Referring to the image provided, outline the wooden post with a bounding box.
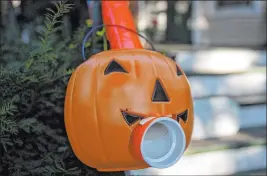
[1,1,9,26]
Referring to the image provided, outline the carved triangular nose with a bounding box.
[152,79,170,102]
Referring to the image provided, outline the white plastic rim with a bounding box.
[140,117,186,168]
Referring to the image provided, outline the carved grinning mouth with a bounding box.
[121,110,143,126]
[121,109,189,126]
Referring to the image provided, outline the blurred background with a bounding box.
[0,0,266,176]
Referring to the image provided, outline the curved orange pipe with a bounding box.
[101,1,143,50]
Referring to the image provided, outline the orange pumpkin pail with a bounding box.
[64,0,194,172]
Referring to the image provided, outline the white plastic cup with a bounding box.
[130,117,186,168]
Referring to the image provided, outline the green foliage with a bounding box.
[0,1,121,176]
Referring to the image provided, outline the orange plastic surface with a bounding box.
[129,117,156,161]
[101,1,143,49]
[64,49,194,171]
[65,0,193,172]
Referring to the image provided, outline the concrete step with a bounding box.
[254,50,267,67]
[125,127,266,175]
[233,169,266,176]
[192,97,240,140]
[172,49,266,74]
[239,104,266,129]
[192,97,266,140]
[187,126,266,155]
[188,70,266,105]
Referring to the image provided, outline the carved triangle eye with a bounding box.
[152,79,170,102]
[121,111,142,126]
[176,110,188,123]
[176,65,183,76]
[104,60,128,75]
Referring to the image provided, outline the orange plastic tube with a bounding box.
[101,1,143,50]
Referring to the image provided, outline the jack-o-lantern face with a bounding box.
[64,49,194,172]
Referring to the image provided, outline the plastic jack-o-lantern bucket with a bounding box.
[64,0,194,172]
